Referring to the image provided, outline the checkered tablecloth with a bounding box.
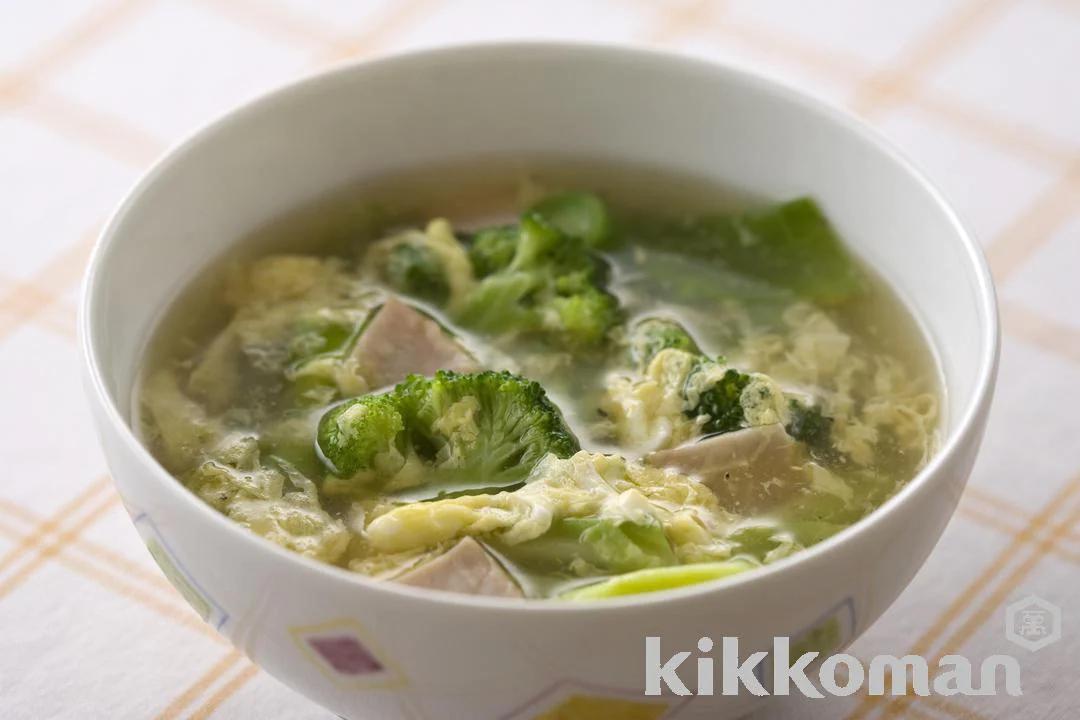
[2,1,1078,718]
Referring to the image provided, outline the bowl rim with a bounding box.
[80,40,1000,613]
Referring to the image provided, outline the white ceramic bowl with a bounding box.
[81,43,998,719]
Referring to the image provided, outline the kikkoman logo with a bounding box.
[644,637,1023,698]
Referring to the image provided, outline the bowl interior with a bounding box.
[86,42,995,526]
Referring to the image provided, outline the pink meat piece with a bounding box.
[395,537,523,598]
[648,423,804,512]
[352,297,477,388]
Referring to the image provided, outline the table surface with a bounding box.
[2,1,1078,718]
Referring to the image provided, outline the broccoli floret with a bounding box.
[384,241,449,304]
[367,221,476,311]
[686,363,752,435]
[528,191,613,248]
[547,287,620,348]
[455,270,539,334]
[467,225,519,278]
[458,211,621,348]
[620,322,788,438]
[365,193,621,348]
[395,370,579,496]
[786,399,835,457]
[628,317,701,369]
[317,393,405,478]
[510,213,578,272]
[315,371,579,499]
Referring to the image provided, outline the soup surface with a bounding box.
[138,160,941,600]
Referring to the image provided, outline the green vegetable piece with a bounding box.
[725,525,789,562]
[393,370,580,498]
[620,248,797,313]
[786,399,835,457]
[468,225,519,278]
[286,314,358,365]
[511,213,571,271]
[384,241,449,304]
[561,560,755,600]
[736,198,862,304]
[547,287,620,349]
[314,370,580,498]
[456,217,558,333]
[786,519,846,547]
[498,517,675,575]
[456,271,539,334]
[260,416,324,478]
[316,394,405,478]
[456,211,620,348]
[688,365,751,434]
[628,317,701,368]
[629,198,864,305]
[528,192,612,248]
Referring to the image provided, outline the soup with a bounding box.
[138,160,940,600]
